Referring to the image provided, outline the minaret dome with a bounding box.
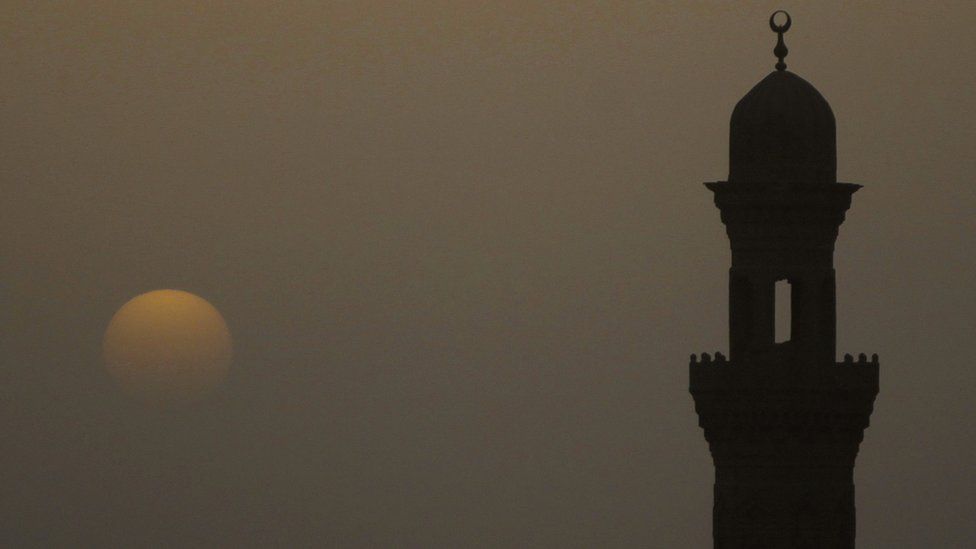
[728,11,836,186]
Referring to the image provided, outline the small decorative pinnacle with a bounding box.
[769,10,792,71]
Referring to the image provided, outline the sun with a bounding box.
[103,289,232,405]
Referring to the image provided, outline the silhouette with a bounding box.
[690,12,879,548]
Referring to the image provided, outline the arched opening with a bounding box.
[775,279,791,343]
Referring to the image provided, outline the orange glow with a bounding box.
[103,289,232,405]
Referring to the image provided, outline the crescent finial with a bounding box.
[769,11,792,71]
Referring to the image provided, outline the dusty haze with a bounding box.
[2,2,975,546]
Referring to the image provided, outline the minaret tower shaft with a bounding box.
[689,12,879,548]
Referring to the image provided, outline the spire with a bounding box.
[769,10,791,71]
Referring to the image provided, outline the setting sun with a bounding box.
[103,289,232,405]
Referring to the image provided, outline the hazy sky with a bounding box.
[3,2,975,547]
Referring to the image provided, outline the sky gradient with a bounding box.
[3,2,975,546]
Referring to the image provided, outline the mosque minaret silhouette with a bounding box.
[689,12,879,548]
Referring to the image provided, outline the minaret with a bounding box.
[689,12,879,548]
